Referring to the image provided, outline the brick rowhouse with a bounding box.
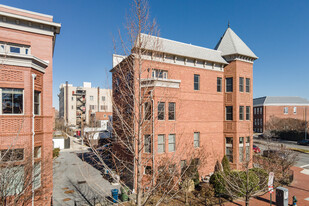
[0,4,61,205]
[111,26,257,188]
[253,96,309,133]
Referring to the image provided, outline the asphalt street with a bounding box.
[53,137,118,206]
[253,138,309,169]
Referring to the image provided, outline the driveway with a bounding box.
[53,137,118,205]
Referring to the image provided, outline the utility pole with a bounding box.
[305,107,307,140]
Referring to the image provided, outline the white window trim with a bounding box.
[225,77,233,93]
[158,134,165,153]
[194,132,200,148]
[168,134,176,152]
[34,91,41,116]
[284,107,288,114]
[0,88,25,115]
[0,43,31,55]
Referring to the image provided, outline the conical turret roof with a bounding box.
[215,27,257,59]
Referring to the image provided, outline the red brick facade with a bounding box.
[0,5,60,205]
[112,29,257,188]
[253,104,309,133]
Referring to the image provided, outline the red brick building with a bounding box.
[253,96,309,133]
[0,5,60,205]
[112,27,257,187]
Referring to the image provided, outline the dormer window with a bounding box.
[152,69,168,79]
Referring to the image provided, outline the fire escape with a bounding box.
[73,88,86,128]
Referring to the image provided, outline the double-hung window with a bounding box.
[158,102,165,120]
[225,137,233,162]
[239,106,244,120]
[158,135,165,153]
[293,107,297,114]
[246,137,250,160]
[194,132,200,148]
[226,106,233,120]
[246,106,250,120]
[1,88,23,114]
[239,137,244,162]
[246,78,250,93]
[217,77,222,92]
[0,149,24,162]
[168,134,176,152]
[34,91,40,115]
[226,78,233,92]
[168,102,175,120]
[284,107,288,114]
[194,74,200,90]
[239,77,244,92]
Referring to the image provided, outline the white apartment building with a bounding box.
[59,82,112,126]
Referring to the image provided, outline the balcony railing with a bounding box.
[141,78,181,89]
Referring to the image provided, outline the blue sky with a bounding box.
[1,0,309,109]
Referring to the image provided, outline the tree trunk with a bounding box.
[136,29,143,206]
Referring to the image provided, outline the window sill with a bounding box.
[0,113,25,116]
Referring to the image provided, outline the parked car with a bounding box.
[253,145,261,153]
[297,139,309,146]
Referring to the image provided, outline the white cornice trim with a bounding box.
[0,52,48,73]
[0,4,53,18]
[0,21,54,36]
[140,54,225,72]
[0,11,60,27]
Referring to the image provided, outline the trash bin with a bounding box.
[276,187,288,206]
[111,189,119,203]
[120,187,129,201]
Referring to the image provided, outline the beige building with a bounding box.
[59,82,112,127]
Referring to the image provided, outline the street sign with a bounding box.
[268,172,274,195]
[268,172,274,186]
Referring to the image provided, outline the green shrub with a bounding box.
[53,148,60,158]
[210,168,268,197]
[209,172,225,195]
[221,155,231,174]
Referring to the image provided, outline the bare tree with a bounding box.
[254,144,298,186]
[72,1,216,205]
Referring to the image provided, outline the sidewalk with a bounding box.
[226,166,309,206]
